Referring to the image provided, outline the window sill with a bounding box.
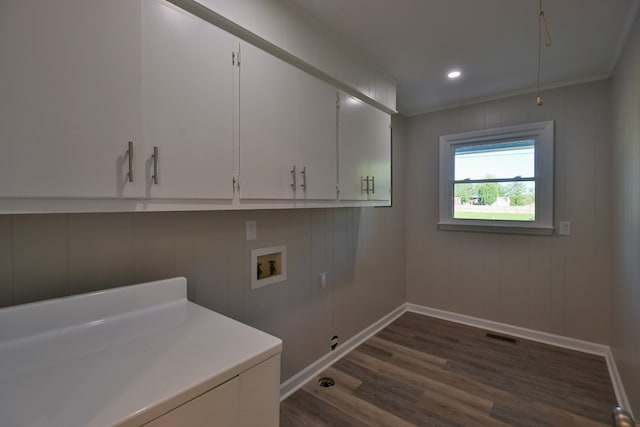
[437,222,554,236]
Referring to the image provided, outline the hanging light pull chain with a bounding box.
[539,5,552,47]
[537,0,552,106]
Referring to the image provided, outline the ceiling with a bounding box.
[283,0,640,115]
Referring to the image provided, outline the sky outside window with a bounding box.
[454,140,535,181]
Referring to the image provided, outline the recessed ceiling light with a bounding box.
[447,70,462,79]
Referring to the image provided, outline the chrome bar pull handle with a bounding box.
[300,166,306,191]
[363,176,370,194]
[152,146,159,185]
[126,141,133,183]
[370,176,375,194]
[290,166,297,190]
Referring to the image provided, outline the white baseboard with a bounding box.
[406,304,608,355]
[406,303,632,415]
[605,346,634,419]
[279,303,406,401]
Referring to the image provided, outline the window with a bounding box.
[438,121,554,235]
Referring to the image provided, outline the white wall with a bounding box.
[611,10,640,414]
[404,80,613,344]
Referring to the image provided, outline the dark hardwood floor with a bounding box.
[280,312,617,427]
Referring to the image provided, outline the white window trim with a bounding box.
[438,120,554,236]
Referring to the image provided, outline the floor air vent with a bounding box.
[485,332,518,344]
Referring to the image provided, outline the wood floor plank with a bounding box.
[280,313,617,426]
[444,358,614,424]
[280,389,367,427]
[393,313,608,380]
[365,335,448,368]
[378,318,617,424]
[363,335,581,423]
[301,367,417,427]
[346,349,515,427]
[334,358,424,403]
[347,348,494,413]
[490,399,572,427]
[352,380,456,427]
[397,313,612,387]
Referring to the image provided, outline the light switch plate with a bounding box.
[558,221,571,236]
[246,221,257,240]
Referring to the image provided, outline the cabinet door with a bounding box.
[0,0,142,198]
[296,73,338,200]
[239,42,297,200]
[142,0,235,199]
[338,95,370,201]
[366,108,391,201]
[238,355,280,427]
[144,376,239,427]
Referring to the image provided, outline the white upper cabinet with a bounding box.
[365,106,392,201]
[0,0,143,198]
[239,42,337,200]
[338,96,370,201]
[142,0,236,199]
[0,0,391,212]
[296,71,339,200]
[338,94,391,202]
[239,42,297,200]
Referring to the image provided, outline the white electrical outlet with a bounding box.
[559,221,571,236]
[245,221,257,240]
